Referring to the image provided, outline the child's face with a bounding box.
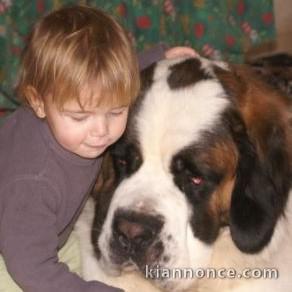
[35,90,129,159]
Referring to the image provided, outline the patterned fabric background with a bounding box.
[0,0,275,115]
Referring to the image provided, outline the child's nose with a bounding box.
[91,116,109,137]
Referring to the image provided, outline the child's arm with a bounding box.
[137,43,197,70]
[0,180,122,292]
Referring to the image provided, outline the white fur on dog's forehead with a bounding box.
[136,57,230,164]
[97,57,231,279]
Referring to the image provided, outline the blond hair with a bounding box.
[17,5,140,109]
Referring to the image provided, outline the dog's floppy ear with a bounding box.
[92,149,117,225]
[91,150,117,256]
[217,65,292,253]
[92,150,116,200]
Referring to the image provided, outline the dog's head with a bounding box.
[92,57,292,291]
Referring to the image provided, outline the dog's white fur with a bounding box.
[75,57,292,292]
[76,195,292,292]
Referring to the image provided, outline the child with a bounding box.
[0,5,196,292]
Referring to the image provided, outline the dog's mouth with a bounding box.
[111,240,164,271]
[108,234,165,272]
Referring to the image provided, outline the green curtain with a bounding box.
[0,0,275,114]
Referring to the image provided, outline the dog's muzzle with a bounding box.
[109,209,165,267]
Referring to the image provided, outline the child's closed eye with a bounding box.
[109,110,123,116]
[108,107,128,116]
[69,114,90,122]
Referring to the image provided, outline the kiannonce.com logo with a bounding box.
[145,265,279,280]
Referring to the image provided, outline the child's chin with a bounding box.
[79,148,106,159]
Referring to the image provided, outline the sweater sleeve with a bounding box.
[0,179,122,292]
[137,43,168,70]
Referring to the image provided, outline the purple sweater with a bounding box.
[0,45,165,292]
[0,107,122,291]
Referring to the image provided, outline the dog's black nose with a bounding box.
[113,211,164,255]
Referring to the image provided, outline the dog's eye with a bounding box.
[190,176,203,186]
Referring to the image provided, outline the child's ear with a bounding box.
[25,86,46,118]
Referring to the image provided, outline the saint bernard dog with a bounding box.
[75,56,292,292]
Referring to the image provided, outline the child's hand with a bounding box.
[165,46,198,59]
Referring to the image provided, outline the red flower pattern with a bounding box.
[117,3,127,17]
[225,35,236,47]
[262,12,273,25]
[237,0,246,16]
[241,21,252,34]
[36,0,45,13]
[164,0,175,16]
[136,15,152,29]
[194,23,205,38]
